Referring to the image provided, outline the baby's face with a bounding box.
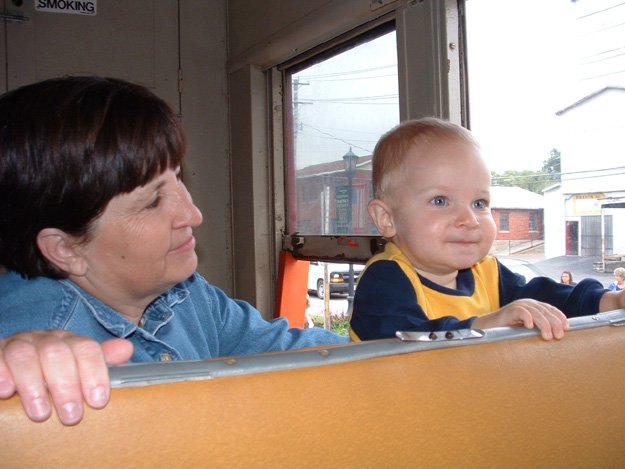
[388,139,496,283]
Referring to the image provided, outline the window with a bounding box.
[500,212,509,232]
[529,212,539,232]
[287,28,399,236]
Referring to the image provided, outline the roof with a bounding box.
[555,86,625,116]
[490,186,544,209]
[296,155,372,178]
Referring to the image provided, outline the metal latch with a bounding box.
[1,10,29,24]
[370,0,398,12]
[396,328,485,342]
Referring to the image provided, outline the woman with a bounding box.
[609,267,625,291]
[560,271,576,286]
[0,77,347,425]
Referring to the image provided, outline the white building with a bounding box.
[545,87,625,259]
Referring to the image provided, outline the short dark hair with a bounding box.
[0,76,187,278]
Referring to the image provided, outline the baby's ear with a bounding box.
[36,228,88,277]
[368,199,396,238]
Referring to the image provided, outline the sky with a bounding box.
[292,31,398,169]
[292,0,625,173]
[466,0,625,173]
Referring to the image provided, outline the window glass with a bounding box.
[529,212,539,232]
[466,0,625,273]
[287,30,399,235]
[499,212,509,232]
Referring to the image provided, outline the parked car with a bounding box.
[307,261,365,299]
[497,257,549,282]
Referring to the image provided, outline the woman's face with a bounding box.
[561,273,570,283]
[71,168,203,314]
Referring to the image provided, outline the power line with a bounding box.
[305,73,398,83]
[577,2,625,20]
[299,123,373,154]
[577,19,625,38]
[299,124,387,137]
[492,166,625,184]
[303,100,398,105]
[579,48,625,65]
[581,68,625,81]
[300,93,398,105]
[296,64,396,80]
[297,129,380,145]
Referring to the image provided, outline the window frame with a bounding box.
[276,0,467,263]
[500,212,510,233]
[529,211,539,233]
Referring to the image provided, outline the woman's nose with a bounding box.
[173,184,203,228]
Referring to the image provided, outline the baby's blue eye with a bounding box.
[473,199,488,209]
[430,196,448,206]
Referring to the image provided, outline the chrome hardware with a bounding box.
[396,328,485,342]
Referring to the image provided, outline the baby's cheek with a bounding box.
[484,216,498,240]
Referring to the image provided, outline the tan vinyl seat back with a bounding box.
[2,310,625,468]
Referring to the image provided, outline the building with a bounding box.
[294,153,373,235]
[545,87,625,260]
[490,186,544,255]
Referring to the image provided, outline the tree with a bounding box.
[541,148,561,183]
[491,148,562,194]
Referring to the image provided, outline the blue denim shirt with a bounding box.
[0,271,348,362]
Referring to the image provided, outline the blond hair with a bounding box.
[372,117,480,203]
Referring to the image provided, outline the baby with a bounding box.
[350,117,622,341]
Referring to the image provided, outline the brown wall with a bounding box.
[493,209,544,241]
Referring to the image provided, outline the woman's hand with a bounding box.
[0,330,133,425]
[473,299,569,340]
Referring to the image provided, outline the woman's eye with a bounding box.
[430,196,448,206]
[146,195,161,209]
[473,199,488,209]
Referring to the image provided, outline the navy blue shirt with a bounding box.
[351,254,606,341]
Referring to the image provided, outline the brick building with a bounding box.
[490,186,544,254]
[294,156,374,235]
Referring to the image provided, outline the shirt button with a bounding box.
[160,353,173,361]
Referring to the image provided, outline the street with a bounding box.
[306,294,351,319]
[511,252,616,288]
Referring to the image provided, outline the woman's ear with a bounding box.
[36,228,88,276]
[368,199,396,239]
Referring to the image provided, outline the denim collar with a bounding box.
[58,279,190,338]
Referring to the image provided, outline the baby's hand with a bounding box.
[599,288,625,313]
[472,299,569,340]
[617,289,625,310]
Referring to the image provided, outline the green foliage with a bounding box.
[542,148,562,180]
[308,314,350,336]
[491,148,561,194]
